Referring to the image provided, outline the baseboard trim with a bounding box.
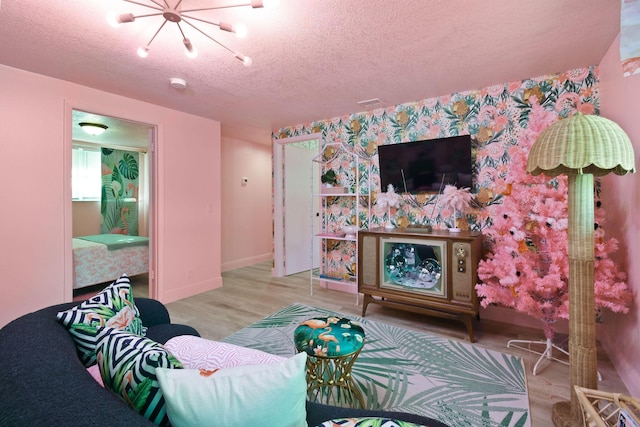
[160,276,222,304]
[222,253,272,272]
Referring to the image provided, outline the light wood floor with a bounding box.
[156,262,628,427]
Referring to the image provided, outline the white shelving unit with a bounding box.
[310,142,371,301]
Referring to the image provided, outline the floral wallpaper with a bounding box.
[100,148,140,236]
[274,66,598,280]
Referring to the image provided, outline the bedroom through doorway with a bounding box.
[70,110,155,301]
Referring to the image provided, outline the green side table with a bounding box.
[294,316,365,408]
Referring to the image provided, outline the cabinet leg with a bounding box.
[361,294,371,317]
[462,315,475,343]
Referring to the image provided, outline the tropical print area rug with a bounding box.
[223,303,530,427]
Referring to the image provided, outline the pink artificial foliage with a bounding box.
[439,185,473,213]
[475,100,632,339]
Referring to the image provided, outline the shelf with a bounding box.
[311,140,371,304]
[313,192,357,197]
[312,270,357,285]
[315,233,357,241]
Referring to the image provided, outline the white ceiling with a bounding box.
[0,0,621,145]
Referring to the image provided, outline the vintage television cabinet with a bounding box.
[358,227,482,342]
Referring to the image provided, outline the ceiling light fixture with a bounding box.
[107,0,279,66]
[79,122,109,136]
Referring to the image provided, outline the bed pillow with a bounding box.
[156,352,307,427]
[164,335,285,370]
[96,327,183,426]
[56,274,146,367]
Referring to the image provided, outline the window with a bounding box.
[72,147,101,200]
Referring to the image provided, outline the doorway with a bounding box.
[273,134,322,278]
[70,109,155,299]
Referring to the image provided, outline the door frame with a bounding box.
[272,132,322,277]
[63,102,158,301]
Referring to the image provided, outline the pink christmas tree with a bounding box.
[475,101,632,344]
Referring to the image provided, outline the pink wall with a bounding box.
[0,64,223,327]
[221,136,273,271]
[597,35,640,396]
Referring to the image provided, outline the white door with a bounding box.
[284,144,319,275]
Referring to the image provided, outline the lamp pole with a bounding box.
[567,173,598,417]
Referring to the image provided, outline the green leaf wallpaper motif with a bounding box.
[100,149,140,236]
[223,303,530,427]
[118,153,139,180]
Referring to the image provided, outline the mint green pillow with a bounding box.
[156,352,307,427]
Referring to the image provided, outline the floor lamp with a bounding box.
[526,113,635,426]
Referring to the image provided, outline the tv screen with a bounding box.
[377,135,473,194]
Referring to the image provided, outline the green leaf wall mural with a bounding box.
[100,148,140,236]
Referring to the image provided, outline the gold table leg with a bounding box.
[304,348,365,408]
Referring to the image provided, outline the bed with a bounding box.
[72,234,149,289]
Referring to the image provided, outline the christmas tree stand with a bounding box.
[507,338,602,380]
[507,338,569,375]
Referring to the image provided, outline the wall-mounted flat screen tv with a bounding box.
[377,135,473,194]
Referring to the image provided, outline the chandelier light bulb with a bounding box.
[235,53,252,67]
[233,24,248,38]
[106,12,122,28]
[137,46,150,58]
[183,38,198,58]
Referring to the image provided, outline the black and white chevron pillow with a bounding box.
[96,327,183,426]
[56,274,146,367]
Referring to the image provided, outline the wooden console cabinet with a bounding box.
[358,227,482,342]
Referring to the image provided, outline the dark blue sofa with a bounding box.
[0,298,448,426]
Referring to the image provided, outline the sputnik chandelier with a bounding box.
[107,0,279,66]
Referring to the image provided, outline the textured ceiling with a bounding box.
[0,0,621,145]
